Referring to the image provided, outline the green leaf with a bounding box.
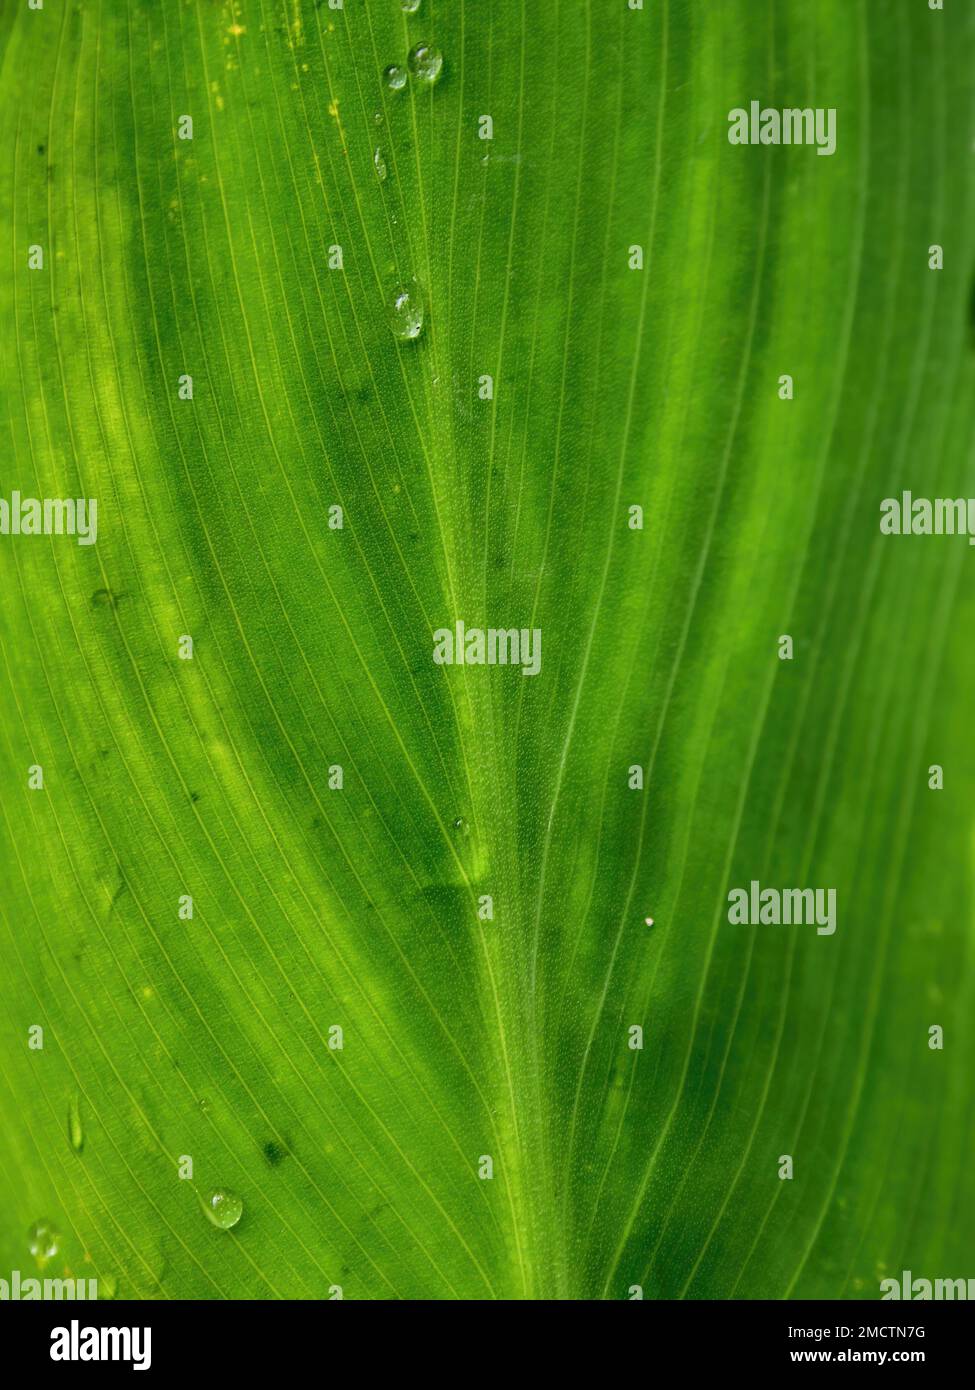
[1,0,974,1301]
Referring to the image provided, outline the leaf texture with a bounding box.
[0,0,974,1300]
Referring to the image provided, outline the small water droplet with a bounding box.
[452,816,466,830]
[407,42,443,86]
[401,0,421,12]
[644,916,654,927]
[385,278,425,341]
[373,109,383,124]
[68,1094,84,1152]
[373,147,388,181]
[204,1188,243,1230]
[28,1219,60,1260]
[383,63,407,92]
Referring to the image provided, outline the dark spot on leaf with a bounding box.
[91,588,120,609]
[263,1140,287,1167]
[190,791,201,803]
[37,144,45,155]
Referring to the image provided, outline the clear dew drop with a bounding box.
[373,147,388,181]
[452,816,473,849]
[68,1094,84,1152]
[385,278,425,341]
[383,63,407,92]
[407,42,443,86]
[401,0,421,12]
[28,1219,60,1260]
[204,1188,243,1230]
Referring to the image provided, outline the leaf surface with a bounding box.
[1,0,973,1300]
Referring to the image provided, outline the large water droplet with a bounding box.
[407,43,443,86]
[383,64,407,92]
[373,147,388,181]
[204,1188,243,1230]
[401,0,421,12]
[386,278,425,341]
[28,1219,60,1260]
[68,1095,84,1152]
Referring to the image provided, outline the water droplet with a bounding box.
[385,278,425,341]
[383,63,407,92]
[68,1094,84,1152]
[401,0,421,12]
[204,1188,243,1230]
[373,109,383,124]
[28,1220,60,1260]
[644,916,654,927]
[407,43,443,86]
[373,147,388,181]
